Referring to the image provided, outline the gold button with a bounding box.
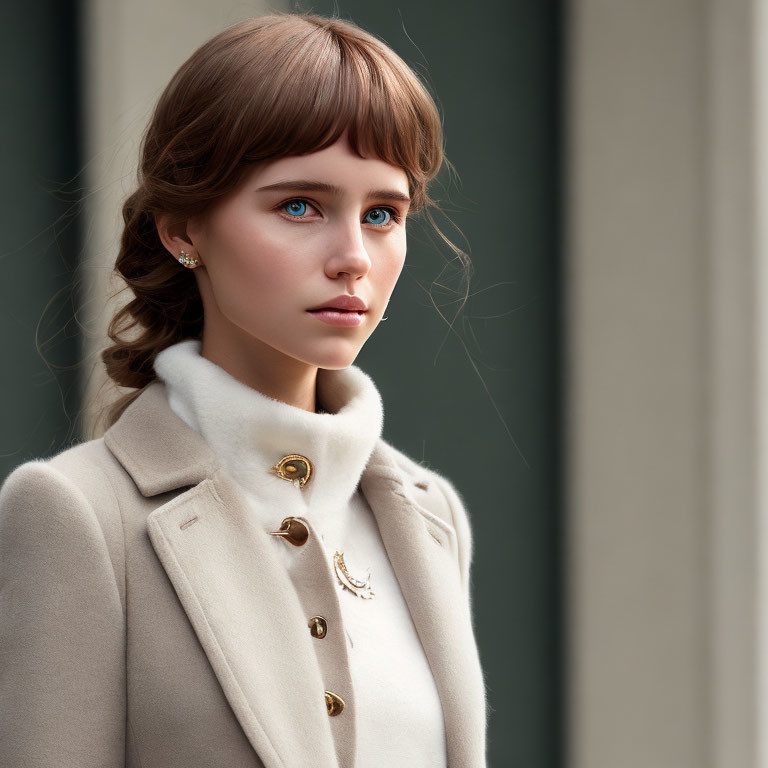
[270,454,313,488]
[308,616,328,639]
[324,690,344,716]
[267,517,309,546]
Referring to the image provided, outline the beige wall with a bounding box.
[566,0,762,766]
[79,0,281,436]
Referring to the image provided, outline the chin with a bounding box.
[298,346,360,370]
[311,355,358,371]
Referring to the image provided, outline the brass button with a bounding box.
[267,517,309,546]
[308,616,328,639]
[324,690,344,716]
[270,454,313,488]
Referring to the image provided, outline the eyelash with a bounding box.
[277,198,403,228]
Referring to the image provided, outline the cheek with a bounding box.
[204,216,300,310]
[374,235,407,290]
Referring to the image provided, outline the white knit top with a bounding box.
[153,339,447,767]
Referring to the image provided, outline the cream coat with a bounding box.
[0,380,488,767]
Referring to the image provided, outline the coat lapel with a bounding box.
[360,441,488,768]
[144,473,340,768]
[106,383,338,768]
[104,381,486,768]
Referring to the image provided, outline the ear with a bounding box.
[154,212,203,266]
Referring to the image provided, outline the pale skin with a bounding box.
[155,133,410,413]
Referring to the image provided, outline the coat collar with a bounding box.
[153,340,385,516]
[104,380,487,768]
[104,381,218,495]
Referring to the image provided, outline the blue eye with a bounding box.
[284,200,308,217]
[364,208,392,226]
[279,198,401,227]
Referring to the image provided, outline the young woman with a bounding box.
[0,12,487,768]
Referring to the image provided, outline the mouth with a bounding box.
[306,308,367,327]
[306,308,367,314]
[307,294,369,312]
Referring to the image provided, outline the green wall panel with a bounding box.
[0,1,83,483]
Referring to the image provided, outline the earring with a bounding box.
[178,249,200,269]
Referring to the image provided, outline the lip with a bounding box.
[307,294,368,312]
[307,308,366,327]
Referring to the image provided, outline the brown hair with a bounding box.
[99,11,468,431]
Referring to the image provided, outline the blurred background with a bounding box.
[4,1,762,766]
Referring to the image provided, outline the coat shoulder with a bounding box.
[377,440,472,547]
[377,438,475,597]
[386,441,467,499]
[2,438,127,523]
[0,444,127,763]
[1,437,119,505]
[0,438,130,606]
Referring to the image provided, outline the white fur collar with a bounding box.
[153,340,384,518]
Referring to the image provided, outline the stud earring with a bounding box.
[178,249,200,269]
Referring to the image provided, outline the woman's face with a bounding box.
[185,134,410,372]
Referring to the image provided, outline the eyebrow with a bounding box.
[256,179,411,204]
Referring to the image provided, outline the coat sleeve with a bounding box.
[0,460,126,766]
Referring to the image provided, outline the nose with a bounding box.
[324,217,372,281]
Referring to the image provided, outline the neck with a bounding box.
[200,326,319,413]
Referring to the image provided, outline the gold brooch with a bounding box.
[270,454,313,488]
[333,551,375,599]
